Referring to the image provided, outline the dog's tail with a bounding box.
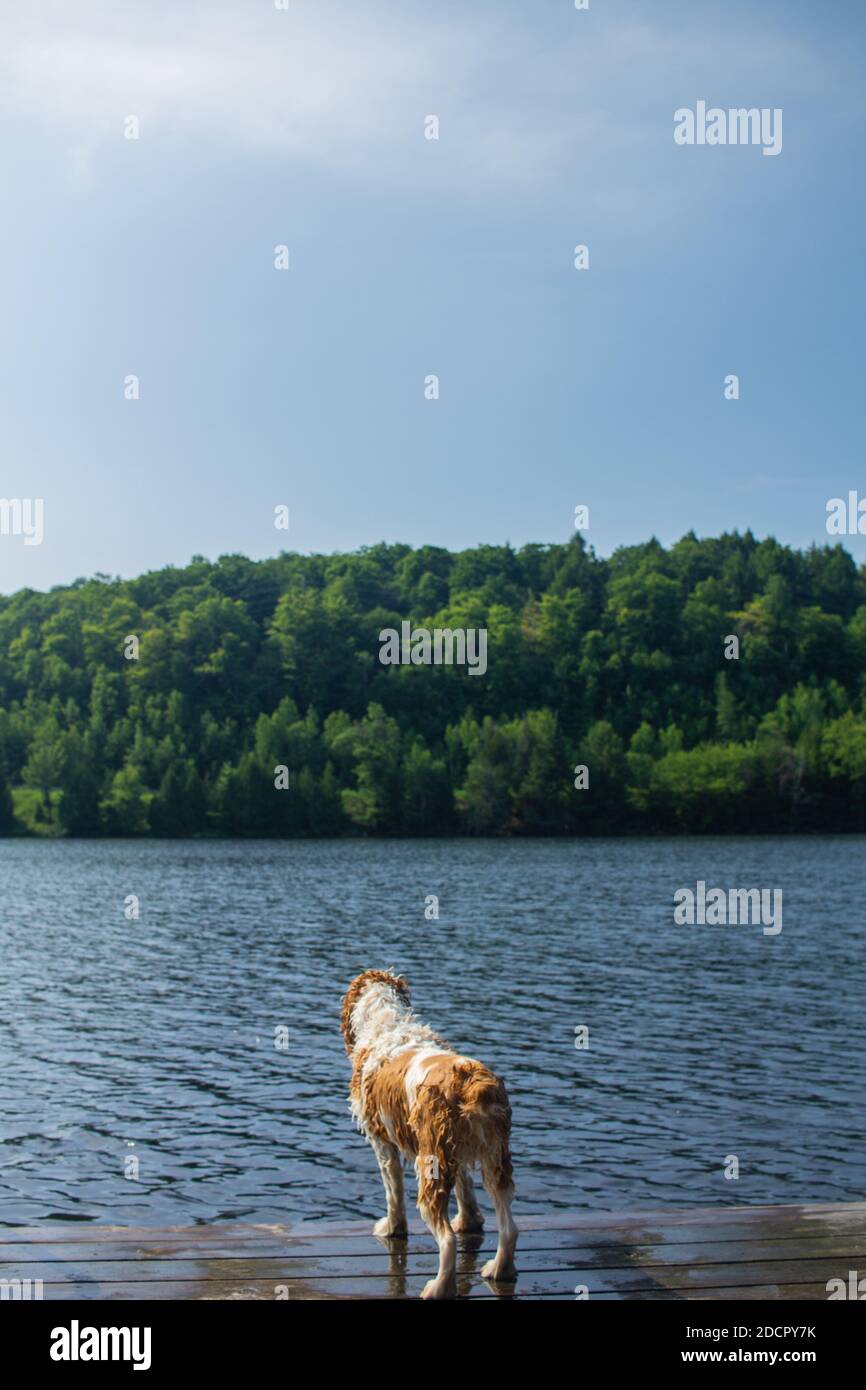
[455,1061,514,1187]
[456,1060,510,1114]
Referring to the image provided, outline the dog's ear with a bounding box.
[340,976,362,1055]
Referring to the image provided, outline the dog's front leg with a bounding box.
[371,1139,408,1238]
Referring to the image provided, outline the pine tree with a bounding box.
[0,765,15,834]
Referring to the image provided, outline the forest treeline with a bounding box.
[0,530,865,837]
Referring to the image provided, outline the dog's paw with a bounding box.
[373,1216,407,1239]
[451,1212,484,1234]
[481,1257,517,1283]
[420,1277,456,1300]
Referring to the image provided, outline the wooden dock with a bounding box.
[1,1202,864,1300]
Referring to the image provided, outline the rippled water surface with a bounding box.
[0,836,863,1227]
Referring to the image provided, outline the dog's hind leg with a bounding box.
[417,1156,457,1300]
[371,1139,408,1238]
[451,1165,484,1234]
[479,1149,518,1283]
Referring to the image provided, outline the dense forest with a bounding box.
[0,531,865,837]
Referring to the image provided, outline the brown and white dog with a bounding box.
[341,969,517,1300]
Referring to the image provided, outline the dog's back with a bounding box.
[353,1045,513,1179]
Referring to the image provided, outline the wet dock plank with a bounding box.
[1,1201,863,1300]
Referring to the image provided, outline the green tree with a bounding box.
[0,764,15,833]
[341,704,403,832]
[456,718,513,834]
[22,717,65,818]
[0,530,864,839]
[100,763,151,835]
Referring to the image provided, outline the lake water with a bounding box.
[0,836,863,1229]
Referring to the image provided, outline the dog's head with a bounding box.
[340,969,410,1056]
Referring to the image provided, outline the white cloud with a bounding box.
[0,1,832,199]
[0,2,476,177]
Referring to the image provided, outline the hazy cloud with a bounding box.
[0,1,823,199]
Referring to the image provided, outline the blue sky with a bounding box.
[1,0,864,592]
